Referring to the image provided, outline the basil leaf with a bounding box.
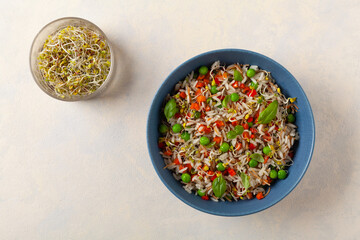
[240,172,250,191]
[222,95,231,108]
[258,100,278,124]
[206,142,216,148]
[250,153,264,163]
[212,175,227,198]
[234,69,243,81]
[164,98,179,121]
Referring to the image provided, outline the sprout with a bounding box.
[37,25,111,98]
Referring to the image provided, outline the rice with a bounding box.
[158,61,299,201]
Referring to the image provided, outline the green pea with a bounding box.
[159,124,168,134]
[197,189,206,197]
[181,173,191,183]
[230,93,240,102]
[269,169,278,179]
[200,136,210,145]
[216,163,226,171]
[263,146,271,155]
[234,125,244,135]
[234,69,243,81]
[220,142,230,152]
[287,113,296,123]
[247,69,256,78]
[250,81,258,89]
[172,124,183,133]
[210,85,218,94]
[199,66,208,75]
[278,170,287,179]
[226,130,237,140]
[248,122,253,127]
[181,131,190,141]
[249,159,258,168]
[193,111,201,119]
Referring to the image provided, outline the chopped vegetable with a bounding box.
[199,66,209,75]
[159,124,168,134]
[181,173,191,183]
[172,124,183,133]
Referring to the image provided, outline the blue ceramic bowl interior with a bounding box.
[147,49,315,216]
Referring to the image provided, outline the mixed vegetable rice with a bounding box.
[158,61,299,201]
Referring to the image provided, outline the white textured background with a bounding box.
[1,0,359,239]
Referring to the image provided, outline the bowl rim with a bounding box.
[29,16,114,102]
[147,48,315,216]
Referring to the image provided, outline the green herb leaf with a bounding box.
[250,153,264,163]
[258,100,278,124]
[222,95,231,108]
[212,175,227,198]
[240,172,250,192]
[206,142,216,148]
[234,69,243,81]
[164,98,179,121]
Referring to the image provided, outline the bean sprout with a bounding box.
[37,25,111,99]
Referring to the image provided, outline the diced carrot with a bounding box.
[264,156,269,164]
[222,72,228,79]
[179,92,186,99]
[195,89,202,96]
[231,120,238,126]
[190,102,200,111]
[256,192,264,200]
[215,120,225,128]
[196,95,206,103]
[232,82,239,88]
[243,123,249,130]
[240,83,245,89]
[203,78,210,84]
[205,105,211,111]
[164,149,172,156]
[242,131,250,139]
[213,136,222,144]
[196,81,205,88]
[208,170,214,176]
[198,125,211,134]
[228,168,236,176]
[201,195,209,200]
[262,135,272,142]
[197,74,205,80]
[179,165,185,171]
[247,192,253,199]
[185,163,192,171]
[250,128,257,134]
[174,158,180,165]
[235,142,242,151]
[250,134,255,139]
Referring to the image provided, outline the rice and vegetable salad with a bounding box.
[158,61,299,202]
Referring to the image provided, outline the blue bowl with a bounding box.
[147,49,315,216]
